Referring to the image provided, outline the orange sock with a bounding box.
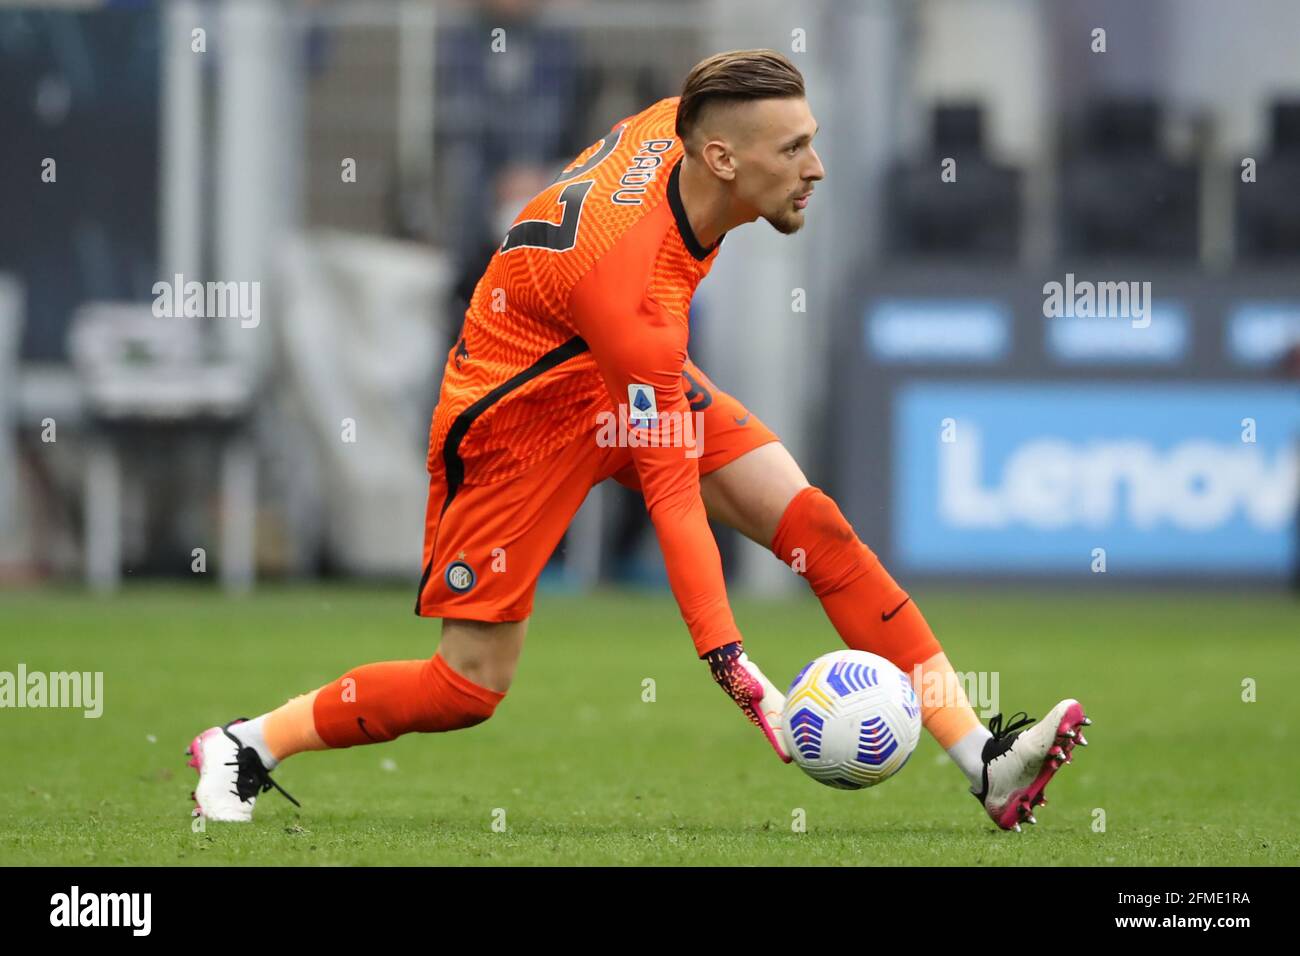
[772,487,941,673]
[770,486,980,746]
[264,691,329,761]
[261,653,504,760]
[912,650,982,748]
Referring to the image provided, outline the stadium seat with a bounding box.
[885,103,1022,260]
[1235,99,1300,260]
[1058,98,1200,259]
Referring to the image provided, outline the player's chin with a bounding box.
[764,208,806,235]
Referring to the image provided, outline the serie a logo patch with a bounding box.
[628,383,658,428]
[445,560,476,593]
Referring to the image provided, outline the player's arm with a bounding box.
[570,274,790,761]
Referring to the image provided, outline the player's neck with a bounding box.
[677,155,747,250]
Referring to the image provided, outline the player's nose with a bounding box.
[805,145,826,183]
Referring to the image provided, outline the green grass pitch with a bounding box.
[1,584,1297,866]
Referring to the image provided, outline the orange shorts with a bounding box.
[414,360,778,622]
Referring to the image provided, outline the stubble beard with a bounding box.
[765,208,805,235]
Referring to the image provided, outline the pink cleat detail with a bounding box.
[186,727,223,817]
[976,700,1090,831]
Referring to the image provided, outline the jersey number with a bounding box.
[500,181,593,253]
[500,124,626,254]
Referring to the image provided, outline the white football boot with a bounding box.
[186,719,299,822]
[972,699,1090,831]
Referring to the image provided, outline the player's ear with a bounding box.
[700,140,736,181]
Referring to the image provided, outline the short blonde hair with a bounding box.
[676,49,806,149]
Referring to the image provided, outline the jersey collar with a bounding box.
[668,158,723,261]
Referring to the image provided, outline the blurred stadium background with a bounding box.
[1,0,1298,600]
[4,0,1300,869]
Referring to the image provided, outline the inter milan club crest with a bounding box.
[445,553,476,593]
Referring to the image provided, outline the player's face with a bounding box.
[733,97,825,235]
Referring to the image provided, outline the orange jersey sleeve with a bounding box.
[429,98,684,485]
[569,196,741,657]
[428,96,741,655]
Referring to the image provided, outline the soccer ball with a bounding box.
[782,650,921,790]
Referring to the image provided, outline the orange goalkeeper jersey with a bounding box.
[427,95,741,651]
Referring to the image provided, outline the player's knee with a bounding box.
[797,486,862,546]
[420,652,507,733]
[437,618,523,695]
[774,486,879,577]
[439,689,501,730]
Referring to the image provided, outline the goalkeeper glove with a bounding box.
[704,641,791,763]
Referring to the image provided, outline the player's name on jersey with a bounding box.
[613,138,675,206]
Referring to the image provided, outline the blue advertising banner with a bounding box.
[866,299,1011,364]
[893,383,1300,575]
[1228,302,1300,366]
[1046,303,1190,365]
